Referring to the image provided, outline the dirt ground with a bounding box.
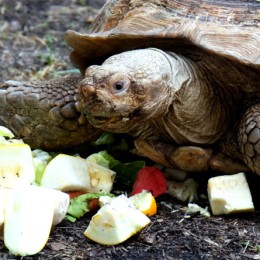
[0,0,260,259]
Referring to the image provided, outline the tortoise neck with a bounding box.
[154,52,231,145]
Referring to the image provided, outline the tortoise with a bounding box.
[0,0,259,176]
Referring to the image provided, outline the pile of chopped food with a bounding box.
[0,126,255,256]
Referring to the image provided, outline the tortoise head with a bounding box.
[78,48,174,133]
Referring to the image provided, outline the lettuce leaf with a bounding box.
[32,149,53,185]
[87,151,145,190]
[66,193,114,222]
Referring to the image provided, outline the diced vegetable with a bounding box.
[3,186,69,255]
[166,178,198,202]
[4,187,54,256]
[87,162,116,193]
[0,189,6,235]
[207,172,254,215]
[84,195,150,245]
[40,154,91,192]
[32,149,53,185]
[66,193,114,222]
[131,167,166,197]
[129,190,157,216]
[0,144,35,188]
[0,126,14,139]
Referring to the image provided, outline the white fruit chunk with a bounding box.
[41,154,91,192]
[52,190,70,226]
[4,187,54,256]
[25,186,70,226]
[166,178,198,202]
[0,144,35,188]
[0,126,14,139]
[87,162,116,193]
[0,189,5,226]
[207,172,254,215]
[0,189,6,240]
[84,195,151,245]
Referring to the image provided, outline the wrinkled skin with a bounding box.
[78,48,260,175]
[79,49,175,135]
[80,49,227,143]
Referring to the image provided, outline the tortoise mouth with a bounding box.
[86,113,126,125]
[83,107,144,133]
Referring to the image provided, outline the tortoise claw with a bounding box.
[134,139,249,174]
[134,139,174,167]
[134,139,212,172]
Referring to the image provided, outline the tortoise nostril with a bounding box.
[80,84,96,97]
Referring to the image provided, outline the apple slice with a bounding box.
[4,187,54,256]
[0,144,35,188]
[84,195,151,245]
[41,154,91,192]
[207,172,254,215]
[87,162,116,193]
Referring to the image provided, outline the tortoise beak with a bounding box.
[78,78,96,98]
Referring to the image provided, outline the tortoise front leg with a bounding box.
[134,139,249,173]
[0,76,102,150]
[238,103,260,176]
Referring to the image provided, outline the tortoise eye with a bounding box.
[112,81,125,92]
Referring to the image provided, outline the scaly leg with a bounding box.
[238,103,260,175]
[0,76,102,149]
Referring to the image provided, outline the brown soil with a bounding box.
[0,0,260,259]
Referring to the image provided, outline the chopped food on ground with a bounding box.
[129,190,157,216]
[40,154,91,192]
[84,195,151,245]
[0,144,35,188]
[166,178,198,202]
[131,167,166,197]
[207,172,254,215]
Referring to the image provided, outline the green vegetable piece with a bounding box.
[32,149,53,185]
[66,193,114,222]
[94,133,116,146]
[86,151,120,169]
[114,161,145,189]
[87,150,145,190]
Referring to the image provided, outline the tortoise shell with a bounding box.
[65,0,260,73]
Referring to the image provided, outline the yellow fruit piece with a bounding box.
[84,195,151,245]
[129,190,157,216]
[0,144,35,188]
[207,172,254,215]
[86,162,116,193]
[0,189,6,239]
[41,154,91,192]
[4,187,54,256]
[41,154,115,194]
